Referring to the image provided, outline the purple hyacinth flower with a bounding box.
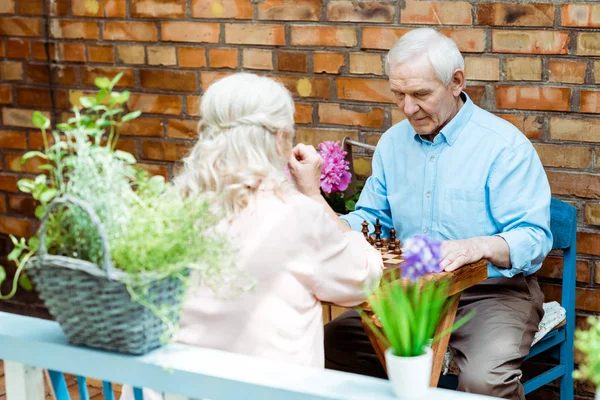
[401,234,443,281]
[318,141,352,194]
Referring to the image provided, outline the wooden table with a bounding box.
[323,258,488,387]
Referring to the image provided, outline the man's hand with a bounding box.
[288,143,322,197]
[440,236,511,272]
[440,238,485,272]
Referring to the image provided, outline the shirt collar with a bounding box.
[413,91,474,146]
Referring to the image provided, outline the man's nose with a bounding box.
[403,96,419,116]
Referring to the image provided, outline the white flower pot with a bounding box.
[595,388,600,400]
[385,347,433,399]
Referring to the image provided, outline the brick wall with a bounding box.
[1,0,599,397]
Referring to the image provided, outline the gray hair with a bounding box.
[384,28,465,85]
[174,72,295,217]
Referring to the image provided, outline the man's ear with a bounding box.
[450,69,466,97]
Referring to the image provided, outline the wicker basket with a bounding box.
[27,196,187,355]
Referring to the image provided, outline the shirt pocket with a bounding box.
[439,188,486,239]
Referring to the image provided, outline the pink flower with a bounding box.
[318,141,352,194]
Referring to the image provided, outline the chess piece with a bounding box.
[382,238,388,249]
[388,228,396,251]
[361,220,369,240]
[368,235,375,245]
[374,219,382,248]
[395,239,401,254]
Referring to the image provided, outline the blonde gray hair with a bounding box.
[174,73,295,217]
[384,28,464,85]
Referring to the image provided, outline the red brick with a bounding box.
[581,91,600,113]
[349,53,382,75]
[497,114,542,139]
[2,108,50,128]
[577,33,600,57]
[537,256,590,283]
[210,48,238,69]
[465,86,485,107]
[294,103,313,124]
[147,46,177,66]
[0,0,15,13]
[478,3,554,27]
[113,138,138,155]
[595,61,600,83]
[192,0,253,19]
[550,118,600,142]
[578,232,600,256]
[464,57,500,81]
[575,286,600,312]
[49,0,69,16]
[6,39,30,59]
[585,203,600,226]
[72,0,125,17]
[103,21,157,42]
[131,0,186,18]
[258,0,321,21]
[0,196,5,213]
[319,103,384,128]
[243,48,273,71]
[8,195,36,217]
[88,44,114,63]
[296,127,358,147]
[548,60,587,84]
[506,57,542,81]
[162,22,220,44]
[226,24,286,46]
[82,67,134,87]
[0,41,4,57]
[402,1,472,25]
[18,0,44,15]
[128,94,182,115]
[277,51,308,73]
[120,118,164,137]
[533,143,592,169]
[493,30,569,54]
[291,25,356,47]
[327,1,394,23]
[30,41,47,60]
[200,71,234,90]
[5,152,45,173]
[0,131,27,149]
[314,52,345,74]
[117,45,145,64]
[141,140,191,162]
[495,86,571,112]
[0,85,12,104]
[0,216,32,237]
[547,171,600,199]
[269,76,330,99]
[50,20,98,40]
[137,163,169,179]
[187,95,201,116]
[178,47,207,68]
[15,87,54,108]
[0,174,18,192]
[336,78,394,103]
[140,70,198,92]
[439,29,485,53]
[167,119,198,139]
[0,61,23,81]
[562,4,600,28]
[60,43,86,62]
[361,27,410,50]
[0,17,41,37]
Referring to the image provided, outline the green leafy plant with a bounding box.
[360,235,474,357]
[322,181,364,214]
[0,74,238,316]
[574,316,600,388]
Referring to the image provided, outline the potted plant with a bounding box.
[0,74,239,354]
[317,140,363,214]
[361,235,473,399]
[574,316,600,399]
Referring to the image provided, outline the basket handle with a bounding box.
[37,195,117,279]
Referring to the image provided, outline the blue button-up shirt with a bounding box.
[341,93,552,278]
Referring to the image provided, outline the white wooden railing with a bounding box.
[0,311,500,400]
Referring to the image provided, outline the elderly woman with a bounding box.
[122,73,382,399]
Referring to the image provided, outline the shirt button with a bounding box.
[429,156,435,162]
[423,227,429,233]
[426,191,431,197]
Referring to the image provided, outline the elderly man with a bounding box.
[324,28,552,400]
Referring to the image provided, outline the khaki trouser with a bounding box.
[324,274,544,400]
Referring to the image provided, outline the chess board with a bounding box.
[363,219,403,271]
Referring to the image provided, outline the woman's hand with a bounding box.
[288,143,322,197]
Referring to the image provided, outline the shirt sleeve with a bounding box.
[487,142,553,277]
[341,147,394,237]
[311,206,383,307]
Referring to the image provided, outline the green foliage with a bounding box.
[323,181,365,214]
[574,316,600,387]
[0,74,236,321]
[360,271,474,358]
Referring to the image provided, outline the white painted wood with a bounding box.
[164,394,190,400]
[5,361,45,400]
